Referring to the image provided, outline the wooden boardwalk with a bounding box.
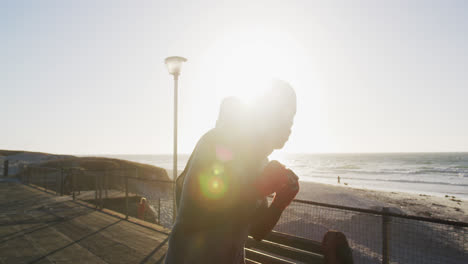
[0,179,170,264]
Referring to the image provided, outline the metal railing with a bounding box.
[19,166,175,229]
[273,198,468,264]
[17,166,468,264]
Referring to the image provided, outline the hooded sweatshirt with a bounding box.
[164,128,269,264]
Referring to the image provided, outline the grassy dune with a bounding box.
[1,149,170,182]
[40,157,169,181]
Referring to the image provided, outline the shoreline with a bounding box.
[299,177,468,201]
[296,181,468,222]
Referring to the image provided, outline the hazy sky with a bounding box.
[1,0,467,154]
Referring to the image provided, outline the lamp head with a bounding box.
[165,56,187,76]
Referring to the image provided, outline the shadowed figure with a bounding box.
[165,80,299,264]
[175,96,246,208]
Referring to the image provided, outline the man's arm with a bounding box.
[248,197,283,241]
[249,175,300,241]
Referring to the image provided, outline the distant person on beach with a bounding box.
[138,197,147,220]
[165,80,299,264]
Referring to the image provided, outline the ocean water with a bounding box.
[101,152,468,199]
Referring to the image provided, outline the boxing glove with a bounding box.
[254,160,290,197]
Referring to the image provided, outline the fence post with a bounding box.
[60,168,63,195]
[46,170,49,191]
[382,207,390,264]
[99,174,103,209]
[105,169,108,198]
[158,198,161,225]
[95,174,98,209]
[23,165,27,184]
[125,175,129,220]
[135,167,138,195]
[72,171,76,201]
[55,170,59,195]
[77,170,81,195]
[43,169,46,191]
[3,160,8,177]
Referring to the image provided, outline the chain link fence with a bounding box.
[20,166,62,194]
[273,198,468,264]
[19,166,175,229]
[17,166,468,263]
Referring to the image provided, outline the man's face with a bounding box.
[268,111,295,150]
[254,81,297,153]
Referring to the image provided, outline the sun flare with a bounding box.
[200,26,305,104]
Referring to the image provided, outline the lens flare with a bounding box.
[212,180,219,188]
[199,163,228,200]
[216,144,233,162]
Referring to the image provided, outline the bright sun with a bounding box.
[200,26,304,104]
[194,26,324,154]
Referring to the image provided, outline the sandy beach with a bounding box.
[271,181,468,264]
[296,181,467,222]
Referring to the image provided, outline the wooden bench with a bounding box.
[245,231,324,264]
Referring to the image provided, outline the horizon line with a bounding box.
[3,149,468,156]
[80,151,468,156]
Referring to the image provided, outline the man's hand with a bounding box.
[271,170,300,211]
[255,160,290,196]
[249,170,299,241]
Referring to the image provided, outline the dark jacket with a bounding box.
[165,129,271,264]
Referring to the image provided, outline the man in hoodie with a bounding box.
[165,80,299,264]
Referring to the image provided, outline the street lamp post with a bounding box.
[164,56,187,224]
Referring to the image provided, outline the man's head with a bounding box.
[215,96,249,155]
[254,80,296,151]
[216,96,244,130]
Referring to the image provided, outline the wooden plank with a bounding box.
[0,182,170,264]
[245,259,262,264]
[265,231,323,254]
[246,237,323,264]
[245,248,295,264]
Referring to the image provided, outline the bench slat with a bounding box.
[266,231,323,254]
[245,248,295,264]
[245,259,262,264]
[247,237,323,264]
